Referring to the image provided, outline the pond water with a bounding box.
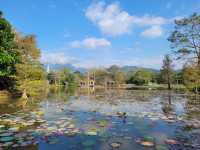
[0,89,200,150]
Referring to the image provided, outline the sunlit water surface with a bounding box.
[0,89,200,150]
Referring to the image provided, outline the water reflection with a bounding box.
[0,89,200,149]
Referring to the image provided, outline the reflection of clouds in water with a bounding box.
[41,91,188,120]
[65,96,187,117]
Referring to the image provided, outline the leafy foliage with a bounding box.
[160,55,174,90]
[182,64,200,93]
[168,13,200,65]
[127,69,153,85]
[0,12,19,90]
[0,11,46,96]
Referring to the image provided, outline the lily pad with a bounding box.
[0,136,14,142]
[156,145,169,150]
[0,132,13,137]
[96,120,108,127]
[35,111,44,116]
[85,128,98,136]
[165,139,179,145]
[8,127,20,132]
[85,131,97,136]
[2,141,13,147]
[140,141,154,147]
[67,124,75,129]
[143,136,155,142]
[82,140,96,147]
[0,125,5,129]
[110,142,121,148]
[12,144,19,148]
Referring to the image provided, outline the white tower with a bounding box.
[47,64,50,73]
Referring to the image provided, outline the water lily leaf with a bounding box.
[0,136,14,142]
[96,120,108,127]
[143,136,155,142]
[12,144,19,148]
[0,125,5,129]
[82,140,96,147]
[35,111,44,116]
[156,145,169,150]
[110,142,121,148]
[14,133,27,138]
[67,124,75,129]
[0,132,13,137]
[2,141,13,147]
[85,128,98,136]
[165,139,179,145]
[8,127,20,132]
[140,141,154,147]
[85,131,97,136]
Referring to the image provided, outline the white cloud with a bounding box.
[132,15,167,26]
[70,37,111,49]
[85,2,134,36]
[141,26,163,38]
[41,52,76,65]
[85,1,169,37]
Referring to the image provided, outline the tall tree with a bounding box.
[15,33,40,62]
[127,70,153,85]
[182,64,200,93]
[92,69,108,85]
[114,71,125,85]
[0,11,19,90]
[168,13,200,67]
[160,55,174,90]
[14,33,45,94]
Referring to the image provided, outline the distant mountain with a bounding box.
[43,64,159,74]
[43,64,87,73]
[121,65,159,73]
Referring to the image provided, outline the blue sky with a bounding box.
[1,0,200,69]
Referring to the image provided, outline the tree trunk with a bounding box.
[168,81,171,90]
[198,54,200,70]
[167,72,171,90]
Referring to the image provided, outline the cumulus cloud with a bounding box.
[132,15,167,26]
[141,26,163,38]
[70,37,111,49]
[85,1,170,37]
[85,2,134,36]
[41,52,76,64]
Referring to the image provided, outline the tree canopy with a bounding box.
[0,12,18,77]
[168,13,200,65]
[0,11,46,96]
[160,55,174,90]
[127,69,153,85]
[0,12,19,90]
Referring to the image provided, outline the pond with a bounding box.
[0,89,200,150]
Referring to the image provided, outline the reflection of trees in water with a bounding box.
[184,95,200,119]
[80,89,160,103]
[103,90,158,102]
[0,97,41,114]
[48,85,80,100]
[0,88,49,114]
[161,91,175,116]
